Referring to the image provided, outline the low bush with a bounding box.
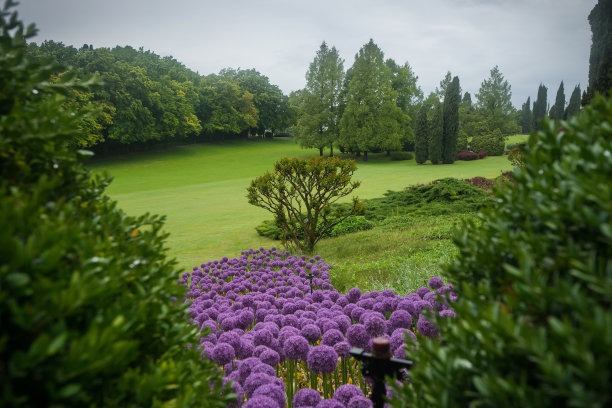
[455,150,478,161]
[329,215,374,236]
[390,151,414,161]
[469,128,505,156]
[477,151,487,159]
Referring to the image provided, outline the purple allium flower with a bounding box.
[334,341,351,359]
[211,342,235,366]
[333,315,351,334]
[348,396,373,408]
[347,287,362,303]
[282,314,299,328]
[334,384,364,406]
[393,345,406,359]
[294,388,322,407]
[416,287,430,298]
[389,310,412,331]
[239,357,264,384]
[416,315,439,337]
[259,348,280,367]
[251,363,276,377]
[413,300,433,315]
[284,335,310,361]
[237,338,254,359]
[350,307,366,322]
[200,341,214,360]
[322,329,344,346]
[363,314,386,337]
[428,276,444,290]
[243,395,279,408]
[439,309,457,318]
[278,326,301,345]
[252,383,286,408]
[307,345,338,374]
[301,324,322,343]
[244,373,284,398]
[336,295,349,307]
[254,329,273,347]
[312,290,324,303]
[346,324,369,349]
[322,320,340,332]
[316,399,345,408]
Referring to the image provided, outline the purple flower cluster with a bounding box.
[180,248,456,406]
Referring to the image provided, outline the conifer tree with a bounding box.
[296,42,344,156]
[340,39,402,161]
[521,96,532,133]
[549,81,566,121]
[429,103,443,164]
[415,104,430,164]
[582,0,612,105]
[565,84,582,119]
[533,83,548,128]
[442,76,460,163]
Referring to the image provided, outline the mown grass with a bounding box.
[90,138,513,275]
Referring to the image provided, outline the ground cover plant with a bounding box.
[182,248,457,408]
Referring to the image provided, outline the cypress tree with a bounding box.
[583,0,612,105]
[533,84,548,129]
[565,84,582,119]
[415,104,429,164]
[521,96,532,134]
[442,76,460,163]
[549,81,566,121]
[429,103,443,164]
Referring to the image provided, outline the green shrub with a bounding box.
[255,219,284,240]
[393,94,612,407]
[0,5,229,406]
[469,128,505,156]
[390,151,414,161]
[329,215,374,236]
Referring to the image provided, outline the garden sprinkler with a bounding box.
[349,338,413,408]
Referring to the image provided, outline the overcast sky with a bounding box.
[19,0,596,108]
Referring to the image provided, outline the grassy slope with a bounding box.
[90,138,514,273]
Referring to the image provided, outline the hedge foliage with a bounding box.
[393,94,612,407]
[0,4,229,406]
[469,128,505,156]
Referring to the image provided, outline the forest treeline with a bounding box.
[26,42,295,153]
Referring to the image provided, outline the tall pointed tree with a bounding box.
[549,81,566,121]
[442,76,461,163]
[415,104,430,164]
[565,84,582,119]
[340,39,402,161]
[582,0,612,105]
[520,96,532,134]
[436,71,452,101]
[533,83,548,128]
[429,103,443,164]
[296,42,345,156]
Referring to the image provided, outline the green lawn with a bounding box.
[90,138,514,273]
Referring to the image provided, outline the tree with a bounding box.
[436,71,452,101]
[442,76,460,163]
[0,3,228,405]
[415,104,430,164]
[565,84,582,119]
[532,83,548,128]
[475,65,518,134]
[549,81,566,121]
[247,156,361,253]
[583,0,612,105]
[296,42,345,156]
[394,93,612,408]
[386,59,423,149]
[429,103,443,164]
[339,39,403,161]
[520,96,532,133]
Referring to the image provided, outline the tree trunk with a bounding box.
[386,150,390,156]
[364,151,368,161]
[319,147,323,156]
[330,144,334,157]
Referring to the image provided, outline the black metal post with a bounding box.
[349,338,413,408]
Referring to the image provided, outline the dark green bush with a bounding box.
[393,94,612,407]
[255,219,284,240]
[329,215,374,236]
[469,128,505,156]
[0,4,229,407]
[390,151,414,161]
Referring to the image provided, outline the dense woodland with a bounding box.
[28,39,584,159]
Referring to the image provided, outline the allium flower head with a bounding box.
[259,348,280,367]
[389,310,412,330]
[348,396,373,408]
[211,342,235,366]
[243,395,279,408]
[254,329,274,347]
[284,335,310,361]
[334,341,351,358]
[301,324,322,343]
[334,384,364,406]
[439,309,457,318]
[346,324,369,349]
[251,363,276,377]
[294,388,322,407]
[238,357,264,384]
[244,373,284,398]
[316,399,345,408]
[417,315,439,338]
[347,287,361,303]
[416,286,430,298]
[428,276,444,290]
[252,383,286,408]
[307,344,338,374]
[322,328,344,346]
[363,313,386,337]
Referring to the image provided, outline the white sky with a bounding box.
[18,0,596,108]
